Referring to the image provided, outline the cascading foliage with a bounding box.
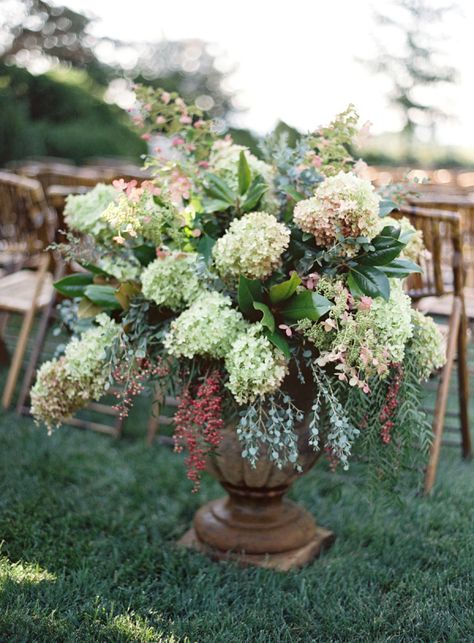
[32,88,445,492]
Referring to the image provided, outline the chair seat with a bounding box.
[0,270,54,312]
[415,288,474,319]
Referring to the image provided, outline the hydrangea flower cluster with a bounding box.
[299,279,412,388]
[64,183,117,239]
[164,292,246,359]
[225,325,288,404]
[294,171,380,249]
[30,315,121,431]
[410,310,446,379]
[141,252,201,311]
[102,182,179,246]
[213,211,290,280]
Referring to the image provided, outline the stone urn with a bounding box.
[179,376,335,571]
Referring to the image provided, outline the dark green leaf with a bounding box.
[241,175,268,212]
[80,263,109,276]
[379,225,401,239]
[358,239,405,266]
[281,291,332,321]
[84,284,121,310]
[238,151,252,195]
[348,265,390,300]
[380,259,422,277]
[205,173,236,204]
[281,185,306,202]
[202,198,232,213]
[253,301,275,333]
[263,329,291,359]
[133,244,157,266]
[269,272,302,304]
[54,273,93,297]
[237,275,264,315]
[379,198,398,217]
[197,234,216,264]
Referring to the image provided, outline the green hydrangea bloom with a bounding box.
[31,314,121,431]
[141,252,200,311]
[64,184,118,239]
[164,291,246,359]
[225,324,288,404]
[410,310,446,380]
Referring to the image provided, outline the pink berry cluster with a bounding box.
[112,358,170,418]
[173,370,224,492]
[379,364,403,444]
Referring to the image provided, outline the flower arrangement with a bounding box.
[33,88,445,494]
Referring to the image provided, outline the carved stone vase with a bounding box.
[179,377,335,571]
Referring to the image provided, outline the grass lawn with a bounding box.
[0,329,473,641]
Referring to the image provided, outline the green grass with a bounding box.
[0,324,473,641]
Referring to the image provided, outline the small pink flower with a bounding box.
[171,137,185,147]
[113,235,125,245]
[180,114,192,124]
[125,180,138,196]
[112,178,127,192]
[161,92,171,104]
[198,161,209,169]
[141,133,151,141]
[194,120,205,129]
[312,155,322,168]
[359,296,373,311]
[156,115,166,125]
[278,324,293,337]
[143,103,152,111]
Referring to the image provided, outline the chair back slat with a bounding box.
[398,205,464,300]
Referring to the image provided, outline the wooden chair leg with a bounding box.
[457,305,472,460]
[16,301,53,414]
[424,300,461,494]
[1,308,36,409]
[147,387,162,446]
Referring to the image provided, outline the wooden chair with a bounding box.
[398,204,472,493]
[0,171,57,409]
[147,388,177,446]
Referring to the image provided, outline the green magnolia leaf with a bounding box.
[282,184,306,202]
[241,175,268,212]
[205,173,236,204]
[379,198,398,217]
[269,272,302,304]
[348,265,390,300]
[263,329,291,360]
[202,198,232,213]
[133,244,157,266]
[378,225,401,239]
[238,151,252,195]
[237,275,264,315]
[380,258,423,277]
[253,301,275,333]
[84,284,122,310]
[54,273,93,297]
[281,291,332,321]
[197,234,216,264]
[80,263,109,276]
[358,238,405,266]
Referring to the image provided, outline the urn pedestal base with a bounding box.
[179,488,335,571]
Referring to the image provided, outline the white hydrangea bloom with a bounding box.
[64,184,118,238]
[98,256,141,282]
[164,291,247,359]
[225,324,288,404]
[410,310,446,380]
[141,253,200,311]
[212,211,290,281]
[294,171,380,248]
